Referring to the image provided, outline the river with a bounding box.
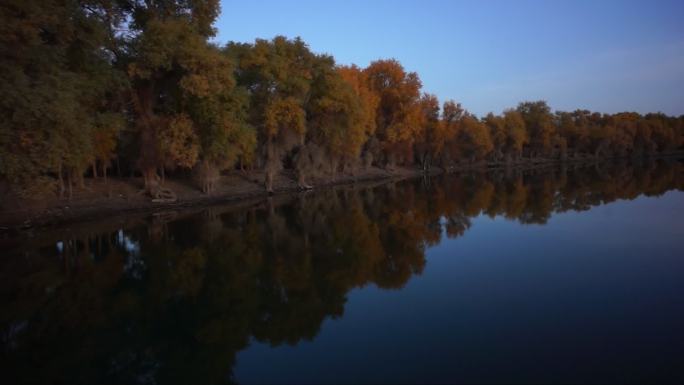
[2,159,683,384]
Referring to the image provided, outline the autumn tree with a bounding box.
[439,100,465,166]
[610,112,639,156]
[645,113,678,153]
[123,0,253,196]
[414,93,441,170]
[264,97,306,188]
[158,114,199,179]
[517,101,555,157]
[338,65,379,168]
[586,112,615,158]
[227,36,315,191]
[484,113,506,161]
[307,59,369,180]
[503,109,528,160]
[458,114,493,162]
[555,110,586,157]
[2,1,684,199]
[364,59,423,167]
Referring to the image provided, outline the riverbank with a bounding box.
[0,166,426,231]
[1,153,682,231]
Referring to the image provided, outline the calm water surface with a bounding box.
[2,161,684,384]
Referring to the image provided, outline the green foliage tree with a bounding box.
[227,36,318,191]
[124,0,246,194]
[0,0,124,197]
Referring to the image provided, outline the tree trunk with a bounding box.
[58,162,65,199]
[67,171,73,200]
[330,158,337,181]
[132,82,162,194]
[143,167,159,194]
[265,170,274,194]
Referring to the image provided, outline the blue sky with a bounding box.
[214,0,684,117]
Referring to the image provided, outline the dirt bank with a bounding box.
[2,153,681,232]
[0,166,426,231]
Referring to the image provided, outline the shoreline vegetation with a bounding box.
[1,152,682,232]
[2,1,683,229]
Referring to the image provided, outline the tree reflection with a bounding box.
[2,159,683,384]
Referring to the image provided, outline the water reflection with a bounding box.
[1,159,683,384]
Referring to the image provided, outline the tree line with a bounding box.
[4,159,683,384]
[2,0,683,198]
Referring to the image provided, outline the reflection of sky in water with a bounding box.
[117,229,145,280]
[2,320,27,351]
[234,191,684,384]
[55,230,140,253]
[117,229,141,255]
[17,171,683,384]
[54,230,145,278]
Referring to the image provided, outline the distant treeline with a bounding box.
[2,0,683,196]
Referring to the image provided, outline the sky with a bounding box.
[214,0,684,117]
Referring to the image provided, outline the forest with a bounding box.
[2,0,684,200]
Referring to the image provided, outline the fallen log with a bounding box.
[151,187,177,203]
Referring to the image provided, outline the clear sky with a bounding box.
[214,0,684,117]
